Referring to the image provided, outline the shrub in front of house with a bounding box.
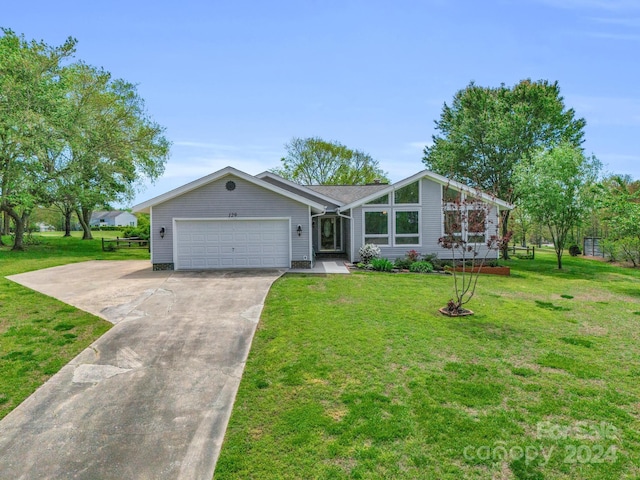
[394,257,413,270]
[394,249,423,270]
[422,253,443,270]
[406,249,420,262]
[359,243,381,264]
[409,261,434,273]
[370,258,394,272]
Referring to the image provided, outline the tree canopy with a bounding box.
[273,137,389,185]
[596,175,640,265]
[514,143,600,269]
[423,79,586,256]
[423,79,586,202]
[0,29,170,248]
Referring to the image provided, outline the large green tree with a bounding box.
[0,29,75,249]
[273,137,388,185]
[0,29,169,246]
[514,143,600,269]
[423,79,586,256]
[58,63,169,239]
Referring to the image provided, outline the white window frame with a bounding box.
[393,207,421,247]
[393,180,421,206]
[362,208,390,246]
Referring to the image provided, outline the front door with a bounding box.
[319,216,342,252]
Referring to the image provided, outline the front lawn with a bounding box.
[0,233,149,418]
[216,251,640,479]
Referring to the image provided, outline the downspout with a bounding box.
[336,209,353,263]
[310,208,327,267]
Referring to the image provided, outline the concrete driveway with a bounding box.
[0,261,283,480]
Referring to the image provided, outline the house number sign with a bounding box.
[228,212,237,218]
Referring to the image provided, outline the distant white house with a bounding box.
[90,211,138,227]
[35,222,56,232]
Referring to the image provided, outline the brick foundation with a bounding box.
[153,263,175,271]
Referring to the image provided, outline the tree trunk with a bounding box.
[3,207,25,251]
[0,212,5,246]
[500,210,511,259]
[63,208,72,237]
[76,207,93,240]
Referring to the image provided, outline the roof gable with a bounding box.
[256,171,341,207]
[133,166,327,213]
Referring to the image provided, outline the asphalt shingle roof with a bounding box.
[304,184,389,204]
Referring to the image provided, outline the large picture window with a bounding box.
[366,194,389,205]
[394,181,420,204]
[395,210,419,245]
[364,210,389,245]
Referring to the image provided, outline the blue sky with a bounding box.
[4,0,640,206]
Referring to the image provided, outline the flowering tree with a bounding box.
[439,184,512,315]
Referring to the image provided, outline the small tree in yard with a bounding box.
[514,143,600,269]
[439,185,512,315]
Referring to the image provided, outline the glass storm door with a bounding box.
[319,217,342,252]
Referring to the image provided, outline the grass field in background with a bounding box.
[0,233,149,418]
[216,250,640,479]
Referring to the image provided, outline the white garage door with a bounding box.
[175,219,290,269]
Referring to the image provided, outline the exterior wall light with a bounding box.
[160,226,165,239]
[296,224,302,237]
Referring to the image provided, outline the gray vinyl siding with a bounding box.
[151,174,312,264]
[352,177,501,261]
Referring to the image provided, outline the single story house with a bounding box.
[132,166,512,271]
[90,210,138,228]
[35,222,56,232]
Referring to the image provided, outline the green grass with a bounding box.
[0,232,148,418]
[37,230,127,239]
[216,250,640,479]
